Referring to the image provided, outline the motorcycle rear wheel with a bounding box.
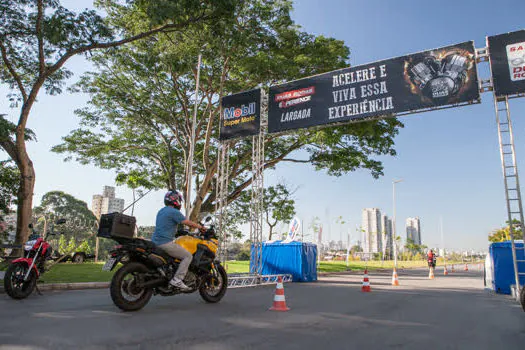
[4,262,37,300]
[110,262,153,311]
[199,263,227,303]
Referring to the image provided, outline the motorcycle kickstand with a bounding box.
[34,283,43,296]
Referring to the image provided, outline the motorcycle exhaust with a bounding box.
[141,278,167,288]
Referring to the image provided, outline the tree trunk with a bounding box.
[10,81,42,257]
[12,149,35,257]
[268,225,275,241]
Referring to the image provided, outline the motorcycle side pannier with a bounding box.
[97,212,136,239]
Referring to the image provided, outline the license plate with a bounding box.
[102,257,117,271]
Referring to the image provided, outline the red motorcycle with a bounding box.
[3,218,66,299]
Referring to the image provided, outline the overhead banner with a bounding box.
[219,88,261,141]
[488,30,525,97]
[268,41,479,134]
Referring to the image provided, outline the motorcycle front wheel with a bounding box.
[110,262,153,312]
[199,263,227,303]
[4,262,37,300]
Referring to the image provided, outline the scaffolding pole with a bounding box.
[216,141,231,266]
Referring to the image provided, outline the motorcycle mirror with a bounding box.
[56,218,66,225]
[205,216,212,223]
[28,223,33,229]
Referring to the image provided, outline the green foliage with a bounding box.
[77,240,93,255]
[0,0,237,246]
[404,238,427,255]
[53,0,402,224]
[0,160,19,222]
[488,220,523,242]
[33,191,98,253]
[58,234,67,255]
[137,226,155,239]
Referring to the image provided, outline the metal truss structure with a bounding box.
[216,90,268,284]
[216,141,231,265]
[228,274,293,288]
[249,90,268,275]
[481,46,525,300]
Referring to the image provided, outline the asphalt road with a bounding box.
[0,267,523,350]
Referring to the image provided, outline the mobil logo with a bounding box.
[223,102,256,120]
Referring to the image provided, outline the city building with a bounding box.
[406,217,421,245]
[381,214,393,259]
[361,208,382,254]
[91,186,125,219]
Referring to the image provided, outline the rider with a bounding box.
[151,190,206,291]
[427,249,436,269]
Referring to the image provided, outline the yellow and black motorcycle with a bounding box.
[101,217,227,311]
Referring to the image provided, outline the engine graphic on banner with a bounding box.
[404,48,474,103]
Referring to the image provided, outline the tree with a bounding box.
[33,191,98,251]
[404,238,427,256]
[0,0,236,250]
[309,216,322,242]
[263,184,296,240]
[53,0,402,224]
[488,220,523,242]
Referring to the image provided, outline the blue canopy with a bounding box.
[250,241,318,282]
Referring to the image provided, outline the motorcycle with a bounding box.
[101,217,227,311]
[3,218,66,299]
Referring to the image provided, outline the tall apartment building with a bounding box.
[406,217,421,245]
[361,208,382,255]
[381,214,393,259]
[92,186,125,219]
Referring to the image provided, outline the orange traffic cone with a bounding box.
[392,268,400,286]
[361,269,371,292]
[269,276,290,311]
[464,264,469,272]
[444,266,449,276]
[428,267,435,279]
[451,265,455,273]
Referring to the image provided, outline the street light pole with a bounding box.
[392,179,403,268]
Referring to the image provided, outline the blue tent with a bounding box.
[488,241,525,294]
[250,241,317,282]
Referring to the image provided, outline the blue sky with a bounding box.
[2,0,525,251]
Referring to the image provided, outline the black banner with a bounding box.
[268,42,479,134]
[488,30,525,97]
[219,89,261,141]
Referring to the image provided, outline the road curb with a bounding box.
[37,282,110,291]
[0,282,109,294]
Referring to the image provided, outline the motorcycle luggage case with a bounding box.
[97,212,136,239]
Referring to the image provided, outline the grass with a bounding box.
[38,262,116,284]
[0,259,481,284]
